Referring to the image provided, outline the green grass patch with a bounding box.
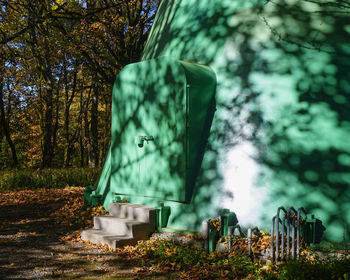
[269,256,350,280]
[0,168,100,191]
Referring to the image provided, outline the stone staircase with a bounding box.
[81,203,156,249]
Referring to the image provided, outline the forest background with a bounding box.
[0,0,159,176]
[0,2,349,279]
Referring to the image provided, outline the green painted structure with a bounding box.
[93,0,350,245]
[110,58,216,203]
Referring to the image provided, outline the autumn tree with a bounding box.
[0,0,158,169]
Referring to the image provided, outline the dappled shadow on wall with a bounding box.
[250,0,350,243]
[103,57,217,229]
[142,0,350,240]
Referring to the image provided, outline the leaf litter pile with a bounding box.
[1,186,349,280]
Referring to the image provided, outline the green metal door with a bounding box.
[109,57,216,203]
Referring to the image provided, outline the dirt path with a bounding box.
[0,189,173,279]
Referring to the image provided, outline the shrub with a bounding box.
[0,168,101,191]
[259,256,350,280]
[119,239,260,279]
[118,238,350,280]
[278,256,350,280]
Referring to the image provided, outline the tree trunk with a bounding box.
[84,104,92,167]
[51,86,60,166]
[0,127,3,154]
[41,84,53,168]
[82,85,92,167]
[91,78,99,168]
[79,90,85,167]
[64,63,79,167]
[0,61,18,166]
[64,99,73,167]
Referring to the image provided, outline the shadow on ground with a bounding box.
[0,188,175,280]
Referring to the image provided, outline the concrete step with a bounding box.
[93,216,155,236]
[81,203,157,250]
[109,203,156,224]
[80,229,139,249]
